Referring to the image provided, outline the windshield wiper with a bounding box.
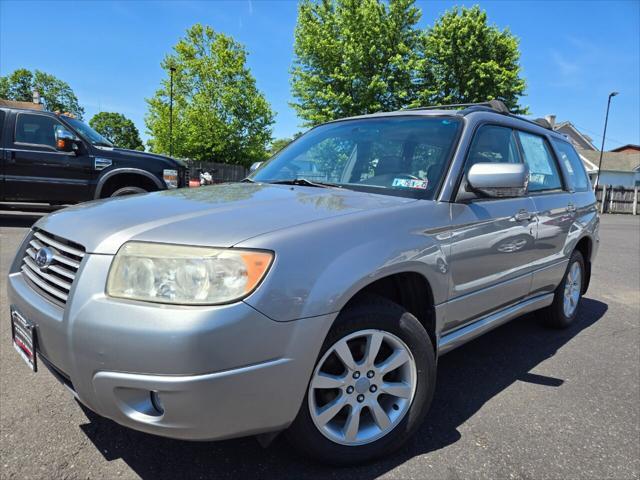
[268,178,341,189]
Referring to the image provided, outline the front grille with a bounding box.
[21,229,85,307]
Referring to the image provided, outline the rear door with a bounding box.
[516,130,574,296]
[446,124,538,332]
[5,112,92,203]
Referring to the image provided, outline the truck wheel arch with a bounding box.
[95,169,165,199]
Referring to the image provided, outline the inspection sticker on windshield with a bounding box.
[392,178,428,190]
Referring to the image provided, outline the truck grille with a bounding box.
[21,230,85,307]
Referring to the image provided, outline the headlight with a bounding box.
[106,242,273,305]
[163,169,178,189]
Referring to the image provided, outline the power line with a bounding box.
[571,123,630,147]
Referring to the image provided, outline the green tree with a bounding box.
[291,0,423,126]
[419,6,527,113]
[89,112,144,151]
[268,137,294,156]
[0,68,85,118]
[145,24,274,166]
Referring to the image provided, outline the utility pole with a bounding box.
[594,91,619,190]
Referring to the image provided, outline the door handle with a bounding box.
[566,203,577,213]
[514,209,531,222]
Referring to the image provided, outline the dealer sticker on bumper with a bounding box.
[11,308,37,372]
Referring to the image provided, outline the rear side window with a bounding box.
[552,139,591,192]
[15,113,65,149]
[465,125,521,172]
[516,131,563,192]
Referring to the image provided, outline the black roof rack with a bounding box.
[403,99,556,132]
[403,99,511,114]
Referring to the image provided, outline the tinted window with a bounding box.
[15,114,65,148]
[516,131,562,192]
[0,110,5,142]
[552,139,590,191]
[466,125,521,173]
[252,117,461,199]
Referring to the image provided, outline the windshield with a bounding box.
[62,117,113,147]
[251,116,461,199]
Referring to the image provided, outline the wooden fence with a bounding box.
[184,161,248,183]
[595,185,640,215]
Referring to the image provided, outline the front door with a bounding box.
[445,124,537,332]
[4,112,92,203]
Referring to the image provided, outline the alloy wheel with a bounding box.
[308,329,417,446]
[563,261,582,317]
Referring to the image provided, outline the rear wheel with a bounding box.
[286,296,436,465]
[541,250,585,329]
[110,186,148,197]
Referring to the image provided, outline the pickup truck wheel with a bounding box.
[286,296,436,465]
[110,186,148,197]
[542,250,585,329]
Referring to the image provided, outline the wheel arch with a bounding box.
[340,271,438,353]
[95,169,164,199]
[574,235,593,295]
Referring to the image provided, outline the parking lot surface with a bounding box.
[1,212,638,479]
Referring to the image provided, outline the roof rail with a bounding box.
[403,99,557,132]
[403,99,510,114]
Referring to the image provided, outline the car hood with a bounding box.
[35,183,414,254]
[95,146,186,167]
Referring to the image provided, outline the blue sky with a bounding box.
[1,0,638,150]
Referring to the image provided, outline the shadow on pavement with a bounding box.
[77,298,607,479]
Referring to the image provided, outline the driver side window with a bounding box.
[15,114,65,149]
[465,125,521,173]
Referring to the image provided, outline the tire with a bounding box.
[285,295,436,465]
[541,250,585,329]
[110,186,148,197]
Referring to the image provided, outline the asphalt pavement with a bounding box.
[1,212,638,479]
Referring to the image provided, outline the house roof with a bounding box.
[609,144,640,153]
[554,121,598,150]
[578,149,640,172]
[0,99,44,110]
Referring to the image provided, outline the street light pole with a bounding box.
[169,66,176,158]
[594,91,619,190]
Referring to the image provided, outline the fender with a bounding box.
[94,168,165,199]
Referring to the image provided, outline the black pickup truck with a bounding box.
[0,106,187,206]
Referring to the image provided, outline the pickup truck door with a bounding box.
[4,112,92,203]
[445,125,538,333]
[0,109,6,200]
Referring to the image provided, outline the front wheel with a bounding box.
[541,250,585,329]
[286,296,436,465]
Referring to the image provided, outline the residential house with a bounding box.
[578,150,640,188]
[0,99,44,111]
[609,144,640,154]
[543,115,639,187]
[544,115,598,151]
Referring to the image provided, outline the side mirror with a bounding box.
[249,161,263,173]
[467,162,529,198]
[55,129,77,153]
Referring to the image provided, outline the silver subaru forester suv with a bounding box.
[8,101,599,464]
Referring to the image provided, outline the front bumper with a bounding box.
[7,252,336,441]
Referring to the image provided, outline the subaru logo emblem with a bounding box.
[35,247,54,269]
